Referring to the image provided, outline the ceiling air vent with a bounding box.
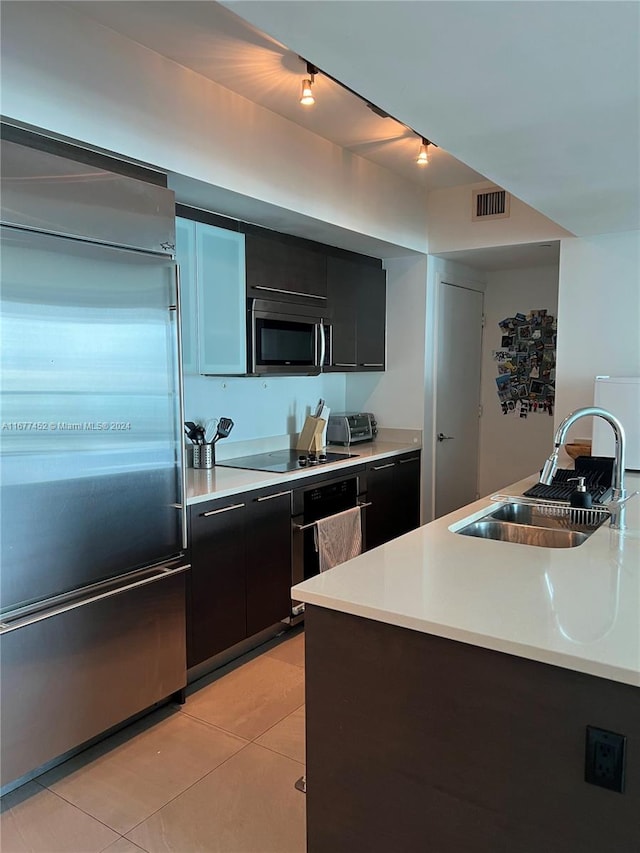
[472,187,511,221]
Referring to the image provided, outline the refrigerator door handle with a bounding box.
[173,263,188,551]
[0,564,190,635]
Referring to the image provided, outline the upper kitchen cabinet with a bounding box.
[326,255,386,371]
[243,225,327,305]
[176,217,246,375]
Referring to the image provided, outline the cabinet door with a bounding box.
[245,231,327,302]
[363,460,398,550]
[364,453,421,550]
[394,454,422,536]
[356,266,386,370]
[326,256,357,368]
[188,499,247,668]
[176,218,198,374]
[326,256,386,372]
[196,224,246,375]
[245,488,293,636]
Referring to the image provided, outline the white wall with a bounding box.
[555,231,640,437]
[346,255,428,429]
[427,181,572,254]
[478,265,559,496]
[184,373,346,445]
[1,1,428,254]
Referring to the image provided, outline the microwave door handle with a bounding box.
[318,322,326,369]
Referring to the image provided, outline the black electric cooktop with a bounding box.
[216,449,358,474]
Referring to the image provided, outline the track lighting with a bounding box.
[417,138,430,166]
[297,57,438,167]
[300,62,317,106]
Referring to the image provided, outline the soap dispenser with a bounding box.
[568,476,593,509]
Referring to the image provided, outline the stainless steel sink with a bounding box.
[456,519,589,548]
[454,501,610,548]
[488,502,610,534]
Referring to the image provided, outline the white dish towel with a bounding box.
[314,506,362,573]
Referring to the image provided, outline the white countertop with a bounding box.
[186,439,421,505]
[293,473,640,687]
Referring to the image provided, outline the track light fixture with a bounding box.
[300,62,317,106]
[416,138,430,166]
[297,57,438,166]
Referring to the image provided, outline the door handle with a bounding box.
[437,433,455,442]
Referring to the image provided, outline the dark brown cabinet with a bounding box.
[244,228,327,303]
[188,496,247,667]
[364,452,421,550]
[187,486,292,669]
[245,488,293,636]
[326,255,386,371]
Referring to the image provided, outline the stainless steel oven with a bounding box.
[250,298,331,376]
[290,472,369,621]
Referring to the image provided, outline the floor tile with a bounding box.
[256,704,306,764]
[126,743,306,853]
[265,631,305,668]
[182,654,305,740]
[38,708,247,835]
[102,838,149,853]
[0,780,118,853]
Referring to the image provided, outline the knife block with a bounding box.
[297,416,326,453]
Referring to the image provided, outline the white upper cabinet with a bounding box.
[176,217,246,375]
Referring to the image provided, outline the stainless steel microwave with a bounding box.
[249,299,332,375]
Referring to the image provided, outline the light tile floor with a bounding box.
[1,629,306,853]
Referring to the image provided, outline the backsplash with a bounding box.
[183,373,347,444]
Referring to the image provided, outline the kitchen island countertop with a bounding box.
[293,472,640,686]
[186,439,421,505]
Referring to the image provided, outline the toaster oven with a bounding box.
[327,412,377,445]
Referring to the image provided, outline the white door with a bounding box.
[435,282,484,517]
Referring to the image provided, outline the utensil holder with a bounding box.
[193,444,214,469]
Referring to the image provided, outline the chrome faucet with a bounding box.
[540,406,628,528]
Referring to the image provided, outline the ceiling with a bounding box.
[61,1,638,267]
[67,0,485,190]
[221,0,639,238]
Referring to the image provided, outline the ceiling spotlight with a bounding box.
[417,138,430,166]
[300,61,317,107]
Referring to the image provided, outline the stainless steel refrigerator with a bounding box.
[0,138,188,791]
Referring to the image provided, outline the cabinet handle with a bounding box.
[335,362,357,367]
[254,285,326,301]
[371,462,395,471]
[256,490,292,502]
[201,502,245,517]
[361,363,384,367]
[399,457,420,464]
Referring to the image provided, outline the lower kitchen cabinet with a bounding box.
[246,488,293,636]
[188,496,247,667]
[365,452,421,550]
[187,486,292,669]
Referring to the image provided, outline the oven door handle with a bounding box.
[293,501,371,532]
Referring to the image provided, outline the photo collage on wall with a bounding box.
[493,309,556,418]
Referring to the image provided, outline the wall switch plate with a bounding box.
[585,726,626,793]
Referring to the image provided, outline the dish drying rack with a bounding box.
[522,464,613,504]
[489,494,611,530]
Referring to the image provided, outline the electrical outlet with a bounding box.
[585,726,626,792]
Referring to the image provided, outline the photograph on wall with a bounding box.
[491,309,556,417]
